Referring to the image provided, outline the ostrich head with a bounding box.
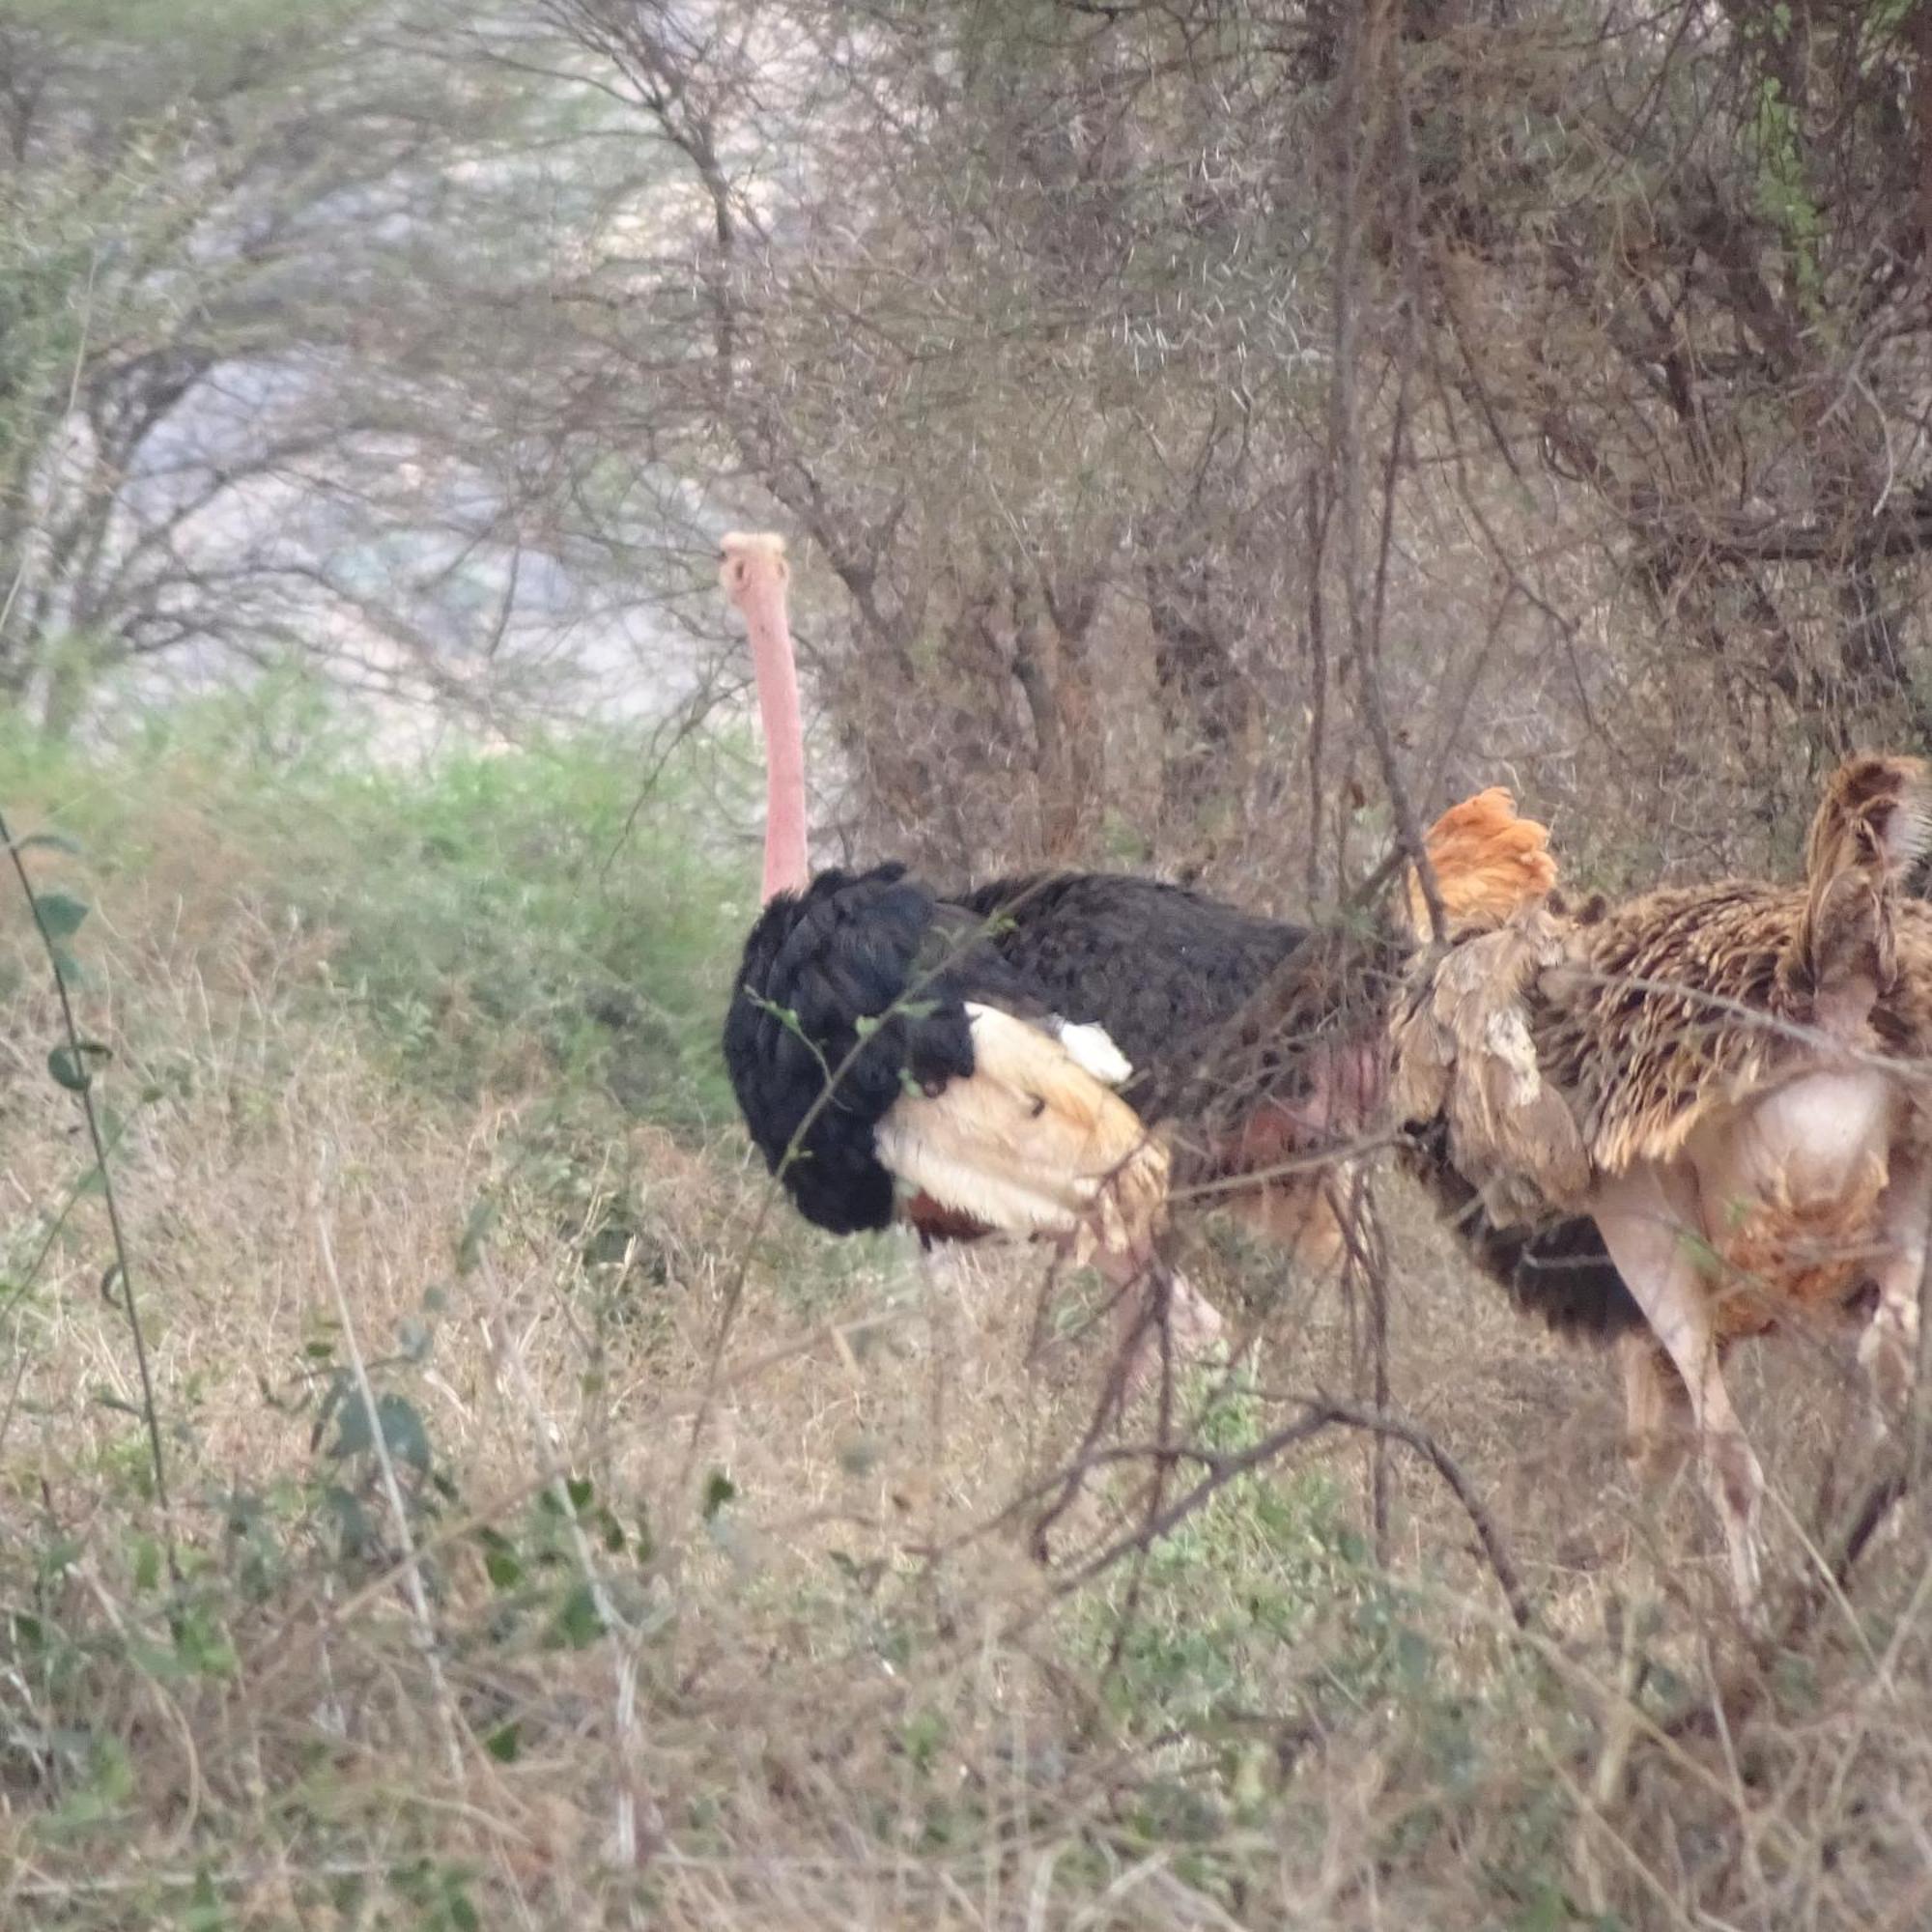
[720,531,809,902]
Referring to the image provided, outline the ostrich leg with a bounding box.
[1594,1166,1765,1623]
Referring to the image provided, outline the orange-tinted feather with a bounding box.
[1406,786,1558,939]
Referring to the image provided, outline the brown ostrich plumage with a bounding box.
[1390,756,1932,1616]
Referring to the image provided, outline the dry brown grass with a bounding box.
[4,812,1932,1929]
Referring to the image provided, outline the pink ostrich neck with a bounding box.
[732,544,810,901]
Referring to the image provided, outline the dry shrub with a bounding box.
[0,785,1929,1931]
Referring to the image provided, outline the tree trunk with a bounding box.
[1010,571,1103,863]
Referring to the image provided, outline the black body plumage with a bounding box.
[952,871,1309,1083]
[724,861,1644,1336]
[723,864,1032,1235]
[1400,1122,1643,1337]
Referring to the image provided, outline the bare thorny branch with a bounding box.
[953,1381,1536,1635]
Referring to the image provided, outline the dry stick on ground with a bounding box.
[308,1148,466,1785]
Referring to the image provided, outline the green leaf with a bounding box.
[48,1042,105,1092]
[455,1197,497,1276]
[485,1720,522,1764]
[550,1580,606,1649]
[701,1469,737,1521]
[330,1391,433,1474]
[478,1528,524,1590]
[321,1483,371,1554]
[327,1387,369,1458]
[377,1393,433,1473]
[565,1474,594,1513]
[48,946,86,987]
[7,830,81,858]
[182,1867,228,1932]
[172,1606,239,1679]
[853,1013,881,1038]
[828,1548,883,1593]
[902,1709,946,1774]
[32,892,90,940]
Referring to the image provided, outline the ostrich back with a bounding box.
[952,871,1309,1082]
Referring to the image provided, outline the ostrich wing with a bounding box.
[875,1003,1168,1263]
[1391,908,1592,1222]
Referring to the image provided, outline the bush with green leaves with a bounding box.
[2,676,754,1132]
[1074,1378,1408,1747]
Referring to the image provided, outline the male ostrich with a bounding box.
[1391,766,1932,1614]
[719,531,1219,1354]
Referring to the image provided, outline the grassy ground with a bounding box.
[2,694,1929,1928]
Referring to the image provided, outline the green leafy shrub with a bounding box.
[1,674,754,1131]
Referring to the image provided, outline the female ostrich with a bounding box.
[1391,766,1932,1613]
[718,531,1643,1362]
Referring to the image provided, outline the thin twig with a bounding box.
[961,1390,1535,1632]
[597,679,730,881]
[0,803,174,1567]
[1337,1172,1392,1564]
[1321,3,1445,941]
[0,250,96,653]
[1040,1396,1535,1632]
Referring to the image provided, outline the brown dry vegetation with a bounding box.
[1,731,1929,1931]
[11,1,1932,1924]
